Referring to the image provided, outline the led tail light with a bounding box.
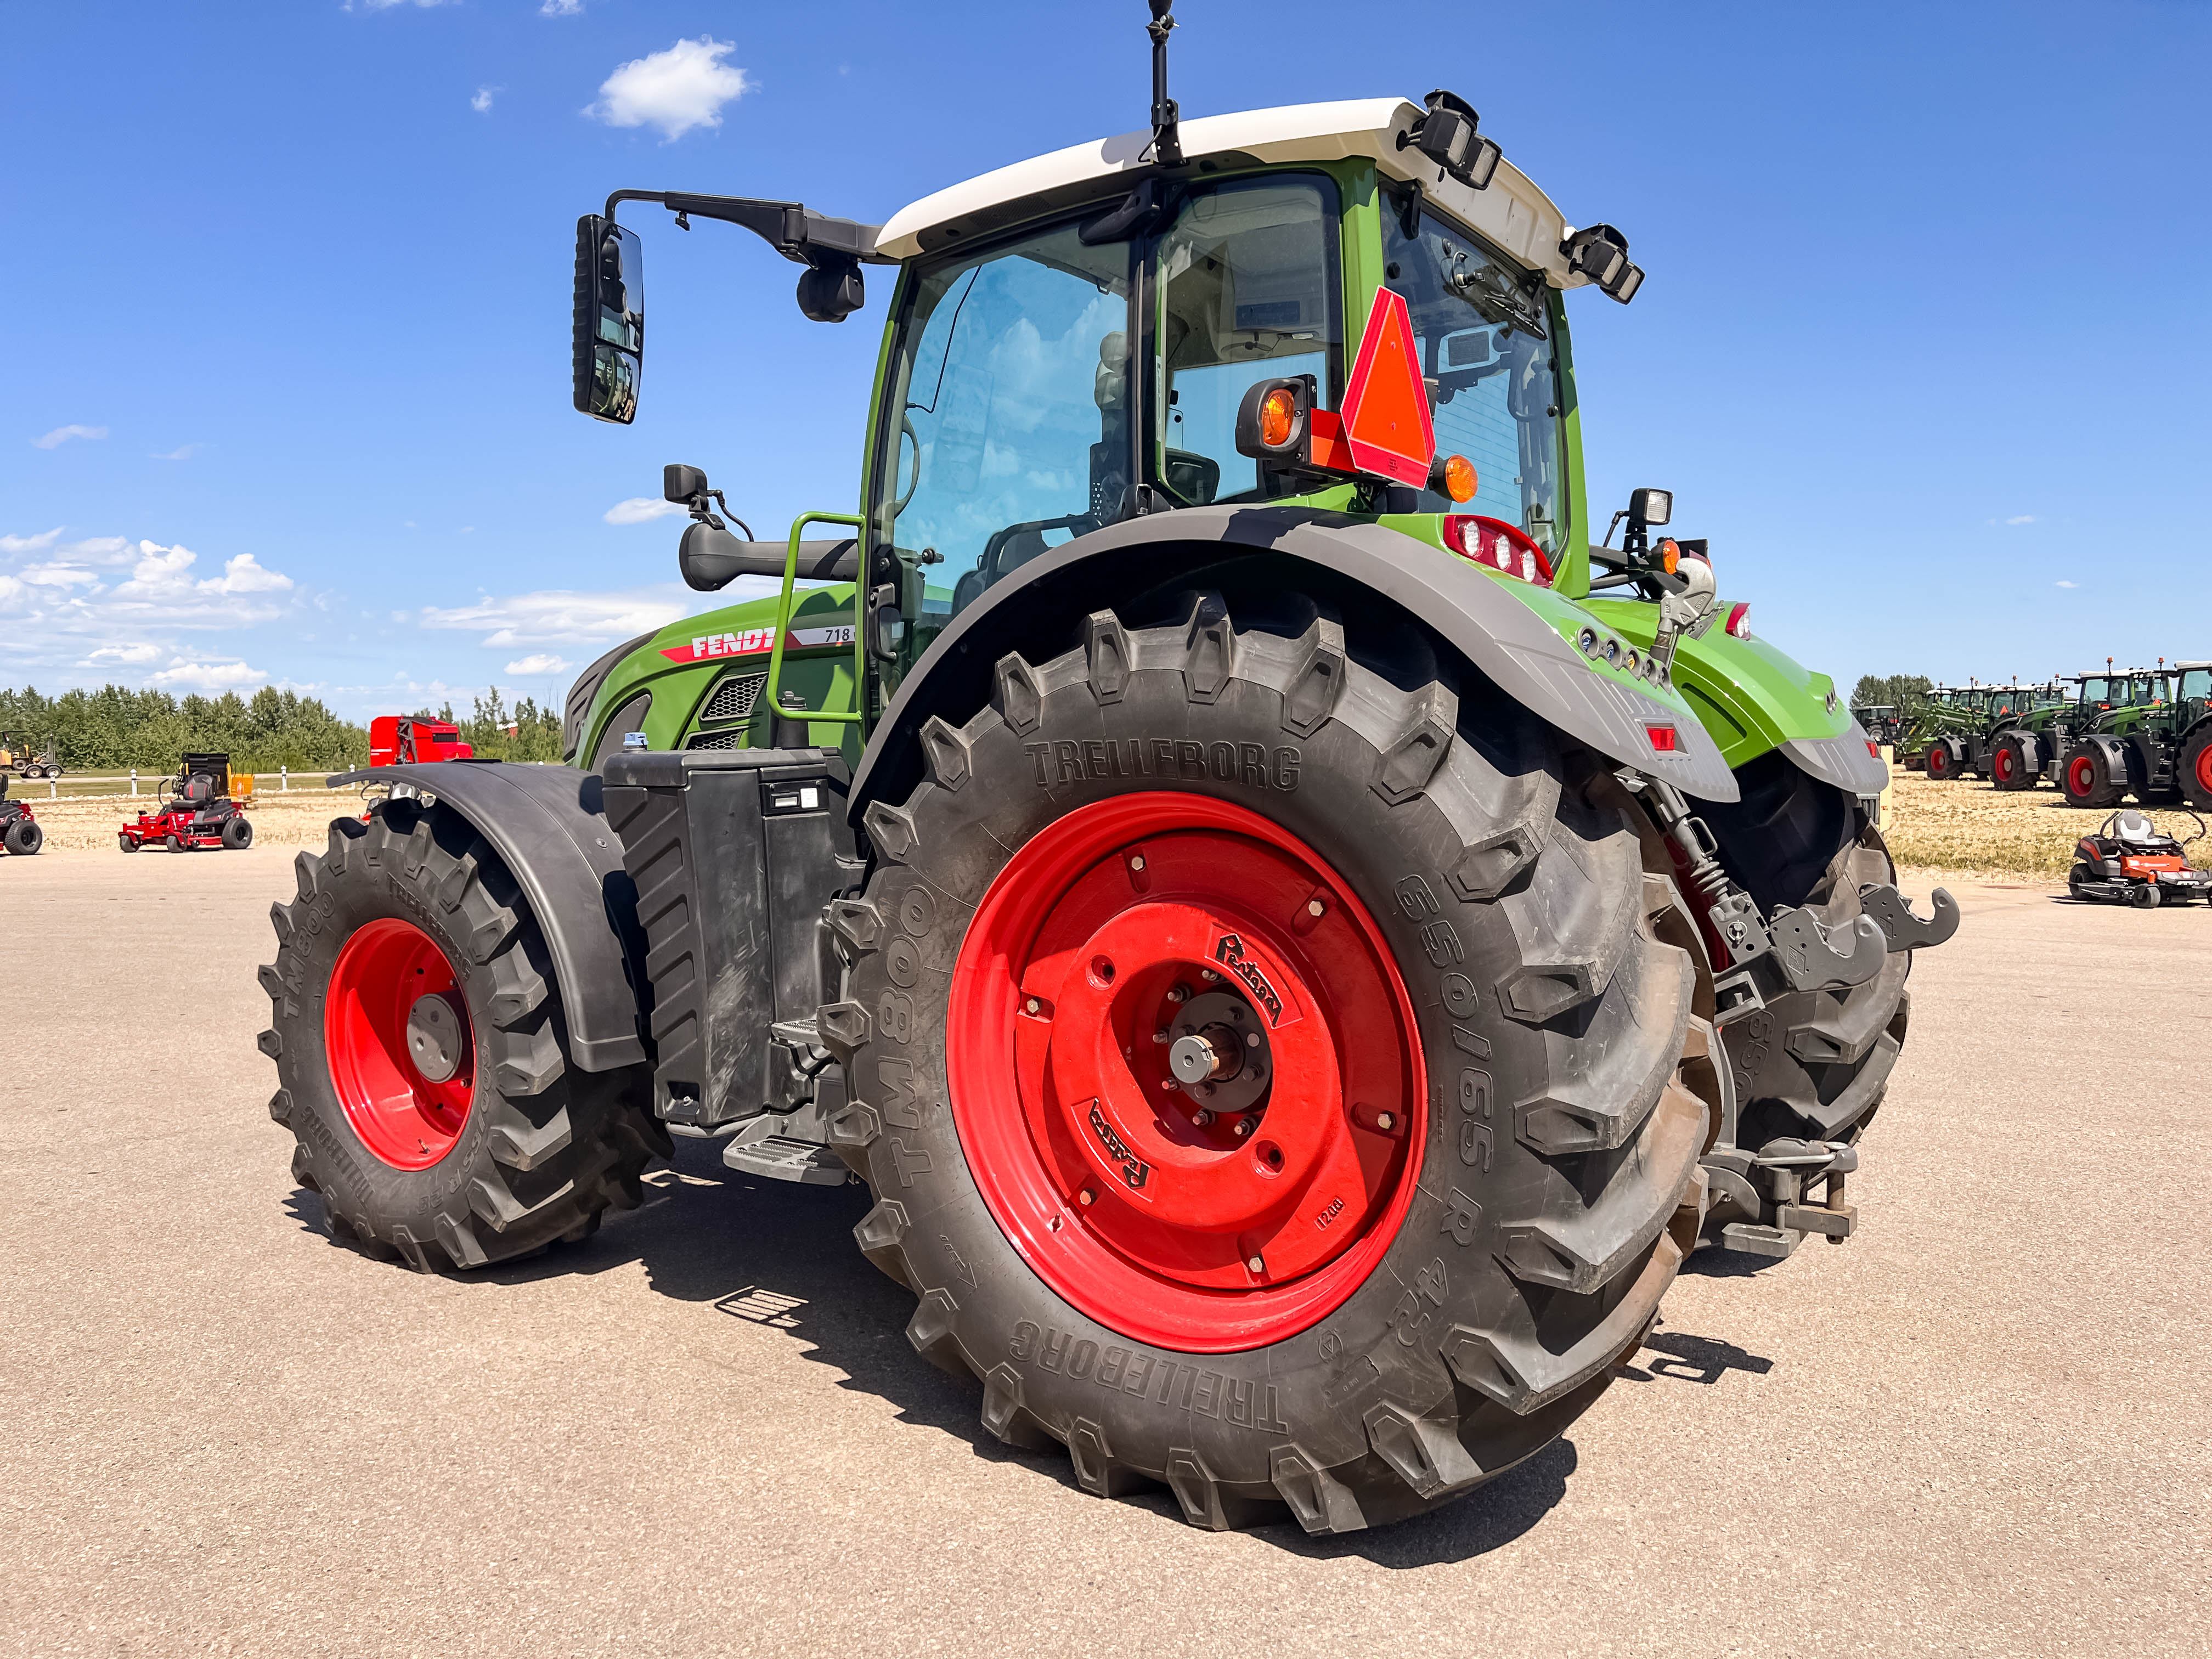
[1724,602,1751,640]
[1443,515,1555,588]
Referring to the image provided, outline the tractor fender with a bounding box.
[850,505,1739,814]
[328,761,649,1073]
[1779,728,1889,796]
[2080,732,2139,782]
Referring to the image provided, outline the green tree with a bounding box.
[1849,673,1933,712]
[0,683,369,772]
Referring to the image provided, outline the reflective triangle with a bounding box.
[1339,287,1435,488]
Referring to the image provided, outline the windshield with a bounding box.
[1154,174,1343,505]
[873,221,1134,653]
[1384,202,1562,551]
[2182,668,2210,704]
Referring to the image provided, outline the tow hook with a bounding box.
[1857,883,1960,952]
[1700,1138,1858,1259]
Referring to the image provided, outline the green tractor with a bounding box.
[2059,662,2212,810]
[1980,678,2070,791]
[1906,683,1993,780]
[259,14,1955,1536]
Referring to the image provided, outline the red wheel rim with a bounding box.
[2069,756,2095,797]
[2196,744,2212,797]
[948,794,1427,1353]
[1994,747,2014,782]
[1929,748,1947,777]
[325,918,475,1169]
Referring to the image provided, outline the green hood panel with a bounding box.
[1583,596,1848,769]
[577,584,860,764]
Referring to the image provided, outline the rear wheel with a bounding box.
[3,818,40,856]
[221,816,253,850]
[1991,735,2035,791]
[827,591,1716,1533]
[258,800,667,1271]
[1696,752,1911,1187]
[2067,863,2091,900]
[2181,729,2212,812]
[1925,742,1956,781]
[2061,744,2121,809]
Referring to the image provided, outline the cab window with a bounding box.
[1153,174,1342,505]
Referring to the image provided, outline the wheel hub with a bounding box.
[948,793,1426,1352]
[405,992,464,1084]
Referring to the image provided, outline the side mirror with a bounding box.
[867,585,905,661]
[1628,487,1672,527]
[573,216,644,424]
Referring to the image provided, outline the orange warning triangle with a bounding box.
[1339,287,1436,488]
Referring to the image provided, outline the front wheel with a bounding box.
[2181,728,2212,812]
[828,592,1715,1533]
[2061,745,2121,809]
[165,834,184,853]
[1925,742,1957,781]
[119,834,138,854]
[1990,736,2035,791]
[258,802,667,1271]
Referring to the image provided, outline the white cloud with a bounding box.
[31,424,107,449]
[604,496,686,525]
[541,0,583,13]
[2005,515,2035,526]
[150,443,200,461]
[416,586,687,648]
[19,562,102,589]
[204,552,295,595]
[2055,580,2079,589]
[505,653,573,675]
[146,659,269,691]
[471,86,496,114]
[0,528,64,555]
[586,37,752,142]
[82,644,163,667]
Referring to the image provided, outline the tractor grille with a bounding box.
[684,727,745,752]
[698,671,768,727]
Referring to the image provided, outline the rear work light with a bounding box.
[1444,515,1554,588]
[1723,601,1751,640]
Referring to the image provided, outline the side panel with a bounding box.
[329,761,649,1072]
[1583,595,1888,795]
[849,505,1740,815]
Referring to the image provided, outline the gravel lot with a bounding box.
[1,848,2204,1657]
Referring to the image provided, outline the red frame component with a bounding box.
[369,716,473,768]
[325,917,476,1169]
[946,793,1426,1353]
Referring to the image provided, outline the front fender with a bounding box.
[853,506,1738,813]
[328,761,648,1073]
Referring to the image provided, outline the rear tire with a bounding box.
[258,800,668,1271]
[1990,735,2035,791]
[2182,728,2212,812]
[1696,752,1911,1179]
[3,819,40,856]
[828,591,1716,1534]
[1925,741,1958,781]
[221,816,253,850]
[2061,744,2121,809]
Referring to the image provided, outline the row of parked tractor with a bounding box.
[1854,661,2212,810]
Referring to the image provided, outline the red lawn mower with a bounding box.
[120,753,254,853]
[0,776,42,856]
[2067,810,2212,907]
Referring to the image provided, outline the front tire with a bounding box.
[1925,741,1957,781]
[827,592,1715,1533]
[2181,728,2212,812]
[258,800,667,1271]
[2061,744,2121,809]
[1990,735,2035,791]
[119,834,137,854]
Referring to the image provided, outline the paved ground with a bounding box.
[2,845,2205,1657]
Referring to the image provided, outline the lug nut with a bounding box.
[1376,1111,1395,1130]
[1163,1078,1179,1091]
[1024,997,1041,1015]
[1245,1031,1260,1048]
[1307,898,1326,917]
[1128,854,1146,872]
[1201,968,1221,982]
[1153,1027,1169,1044]
[1246,1255,1265,1274]
[1167,984,1190,1005]
[1078,1188,1096,1206]
[1233,1116,1255,1138]
[1194,1109,1215,1126]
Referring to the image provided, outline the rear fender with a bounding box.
[851,506,1739,813]
[328,761,649,1073]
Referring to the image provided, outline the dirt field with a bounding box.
[1,849,2205,1657]
[16,786,367,851]
[1882,768,2211,878]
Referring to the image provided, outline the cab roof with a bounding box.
[875,98,1598,289]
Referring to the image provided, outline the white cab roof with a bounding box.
[875,98,1595,287]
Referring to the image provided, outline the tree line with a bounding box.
[1848,674,1934,710]
[0,682,569,772]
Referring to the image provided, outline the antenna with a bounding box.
[1147,2,1182,167]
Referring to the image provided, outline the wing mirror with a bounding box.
[573,217,644,424]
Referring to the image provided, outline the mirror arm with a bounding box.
[602,189,895,267]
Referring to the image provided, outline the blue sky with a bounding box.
[5,1,2208,716]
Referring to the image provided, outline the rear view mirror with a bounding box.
[573,216,644,424]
